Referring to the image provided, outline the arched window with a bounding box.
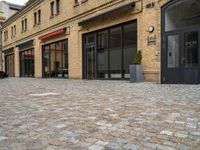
[165,0,200,31]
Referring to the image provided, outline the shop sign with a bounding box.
[147,35,156,45]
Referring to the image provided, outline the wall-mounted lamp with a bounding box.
[148,26,155,33]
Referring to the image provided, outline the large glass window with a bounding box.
[165,0,200,31]
[5,53,15,77]
[83,21,137,79]
[97,31,108,78]
[110,27,122,79]
[20,49,34,77]
[123,23,137,78]
[42,40,68,78]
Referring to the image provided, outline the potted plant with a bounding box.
[129,50,143,83]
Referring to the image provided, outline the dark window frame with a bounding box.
[50,1,54,17]
[42,39,68,78]
[56,0,60,14]
[82,20,138,80]
[19,48,35,77]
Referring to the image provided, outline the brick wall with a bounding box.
[2,0,168,82]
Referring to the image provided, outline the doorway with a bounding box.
[162,0,200,84]
[20,49,34,77]
[86,45,96,79]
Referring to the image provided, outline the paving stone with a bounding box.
[144,142,158,149]
[55,124,67,129]
[174,132,188,138]
[0,136,8,142]
[89,145,105,150]
[95,141,109,146]
[157,144,176,150]
[174,121,185,126]
[190,131,200,137]
[160,130,173,136]
[0,79,200,149]
[136,135,150,142]
[186,118,198,129]
[176,144,192,150]
[123,143,139,150]
[105,142,121,150]
[163,141,177,147]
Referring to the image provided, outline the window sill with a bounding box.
[73,3,79,7]
[55,12,60,16]
[81,0,88,4]
[50,15,54,19]
[21,30,27,33]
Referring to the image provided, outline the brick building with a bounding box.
[1,0,200,84]
[0,1,22,71]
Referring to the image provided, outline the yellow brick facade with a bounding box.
[2,0,169,82]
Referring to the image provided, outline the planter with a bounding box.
[129,64,143,83]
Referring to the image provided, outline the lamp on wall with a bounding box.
[148,26,155,33]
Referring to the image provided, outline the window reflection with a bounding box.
[84,21,137,79]
[165,0,200,31]
[43,40,68,78]
[20,49,34,77]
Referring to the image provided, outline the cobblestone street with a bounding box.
[0,78,200,150]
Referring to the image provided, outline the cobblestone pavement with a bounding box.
[0,78,200,150]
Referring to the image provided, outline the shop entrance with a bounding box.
[86,45,96,79]
[83,21,137,80]
[162,0,200,84]
[5,53,15,77]
[20,49,34,77]
[42,39,68,78]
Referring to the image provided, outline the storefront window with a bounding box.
[97,31,108,78]
[20,49,34,77]
[123,23,137,78]
[110,27,122,78]
[5,54,15,77]
[83,21,137,79]
[43,40,68,78]
[165,0,200,31]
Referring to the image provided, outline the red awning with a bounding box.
[39,28,66,40]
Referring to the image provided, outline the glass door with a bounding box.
[163,30,200,84]
[180,30,200,84]
[86,45,96,79]
[183,31,198,68]
[20,49,34,77]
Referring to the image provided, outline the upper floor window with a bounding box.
[34,10,41,26]
[74,0,80,5]
[56,0,60,14]
[34,12,37,25]
[22,18,27,32]
[11,25,16,37]
[50,1,54,17]
[38,10,41,24]
[4,30,8,41]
